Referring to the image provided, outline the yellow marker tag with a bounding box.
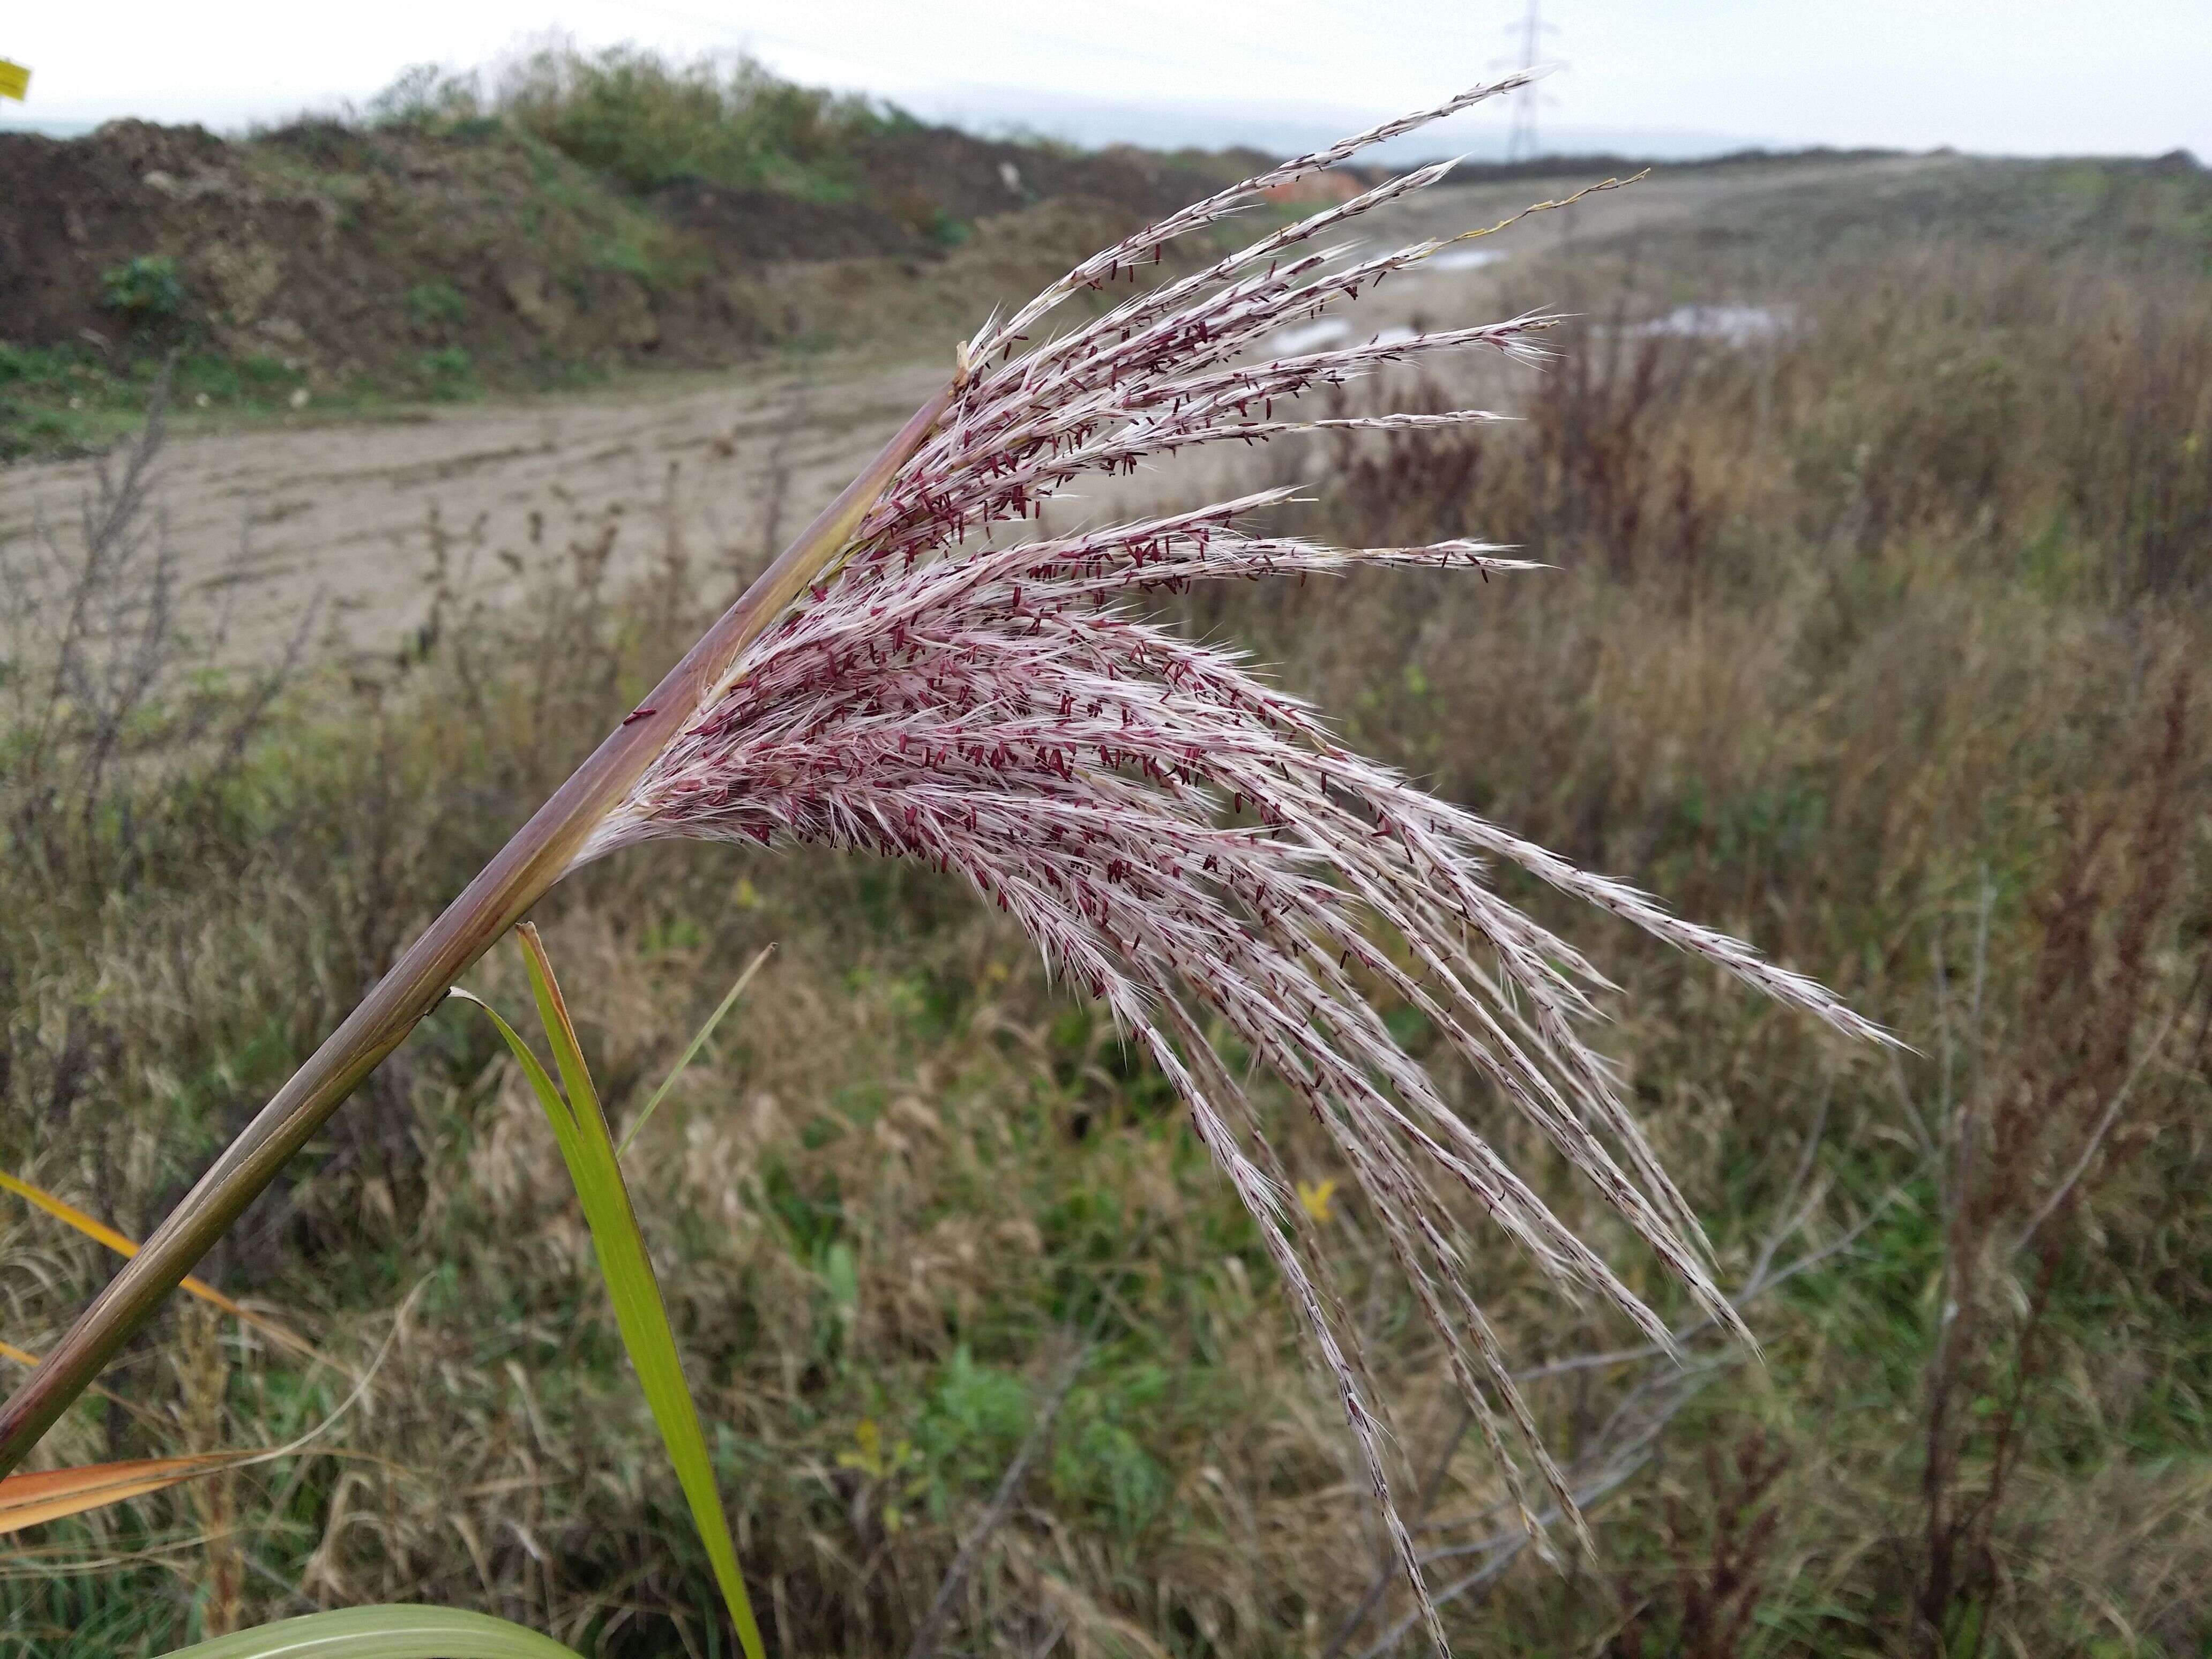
[0,61,29,102]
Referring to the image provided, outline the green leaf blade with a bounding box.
[467,928,768,1659]
[158,1604,581,1659]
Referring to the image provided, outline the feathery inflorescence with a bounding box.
[582,76,1884,1648]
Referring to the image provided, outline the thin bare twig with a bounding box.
[2011,997,2188,1256]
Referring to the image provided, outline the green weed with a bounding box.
[98,257,187,325]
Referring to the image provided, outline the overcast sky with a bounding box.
[3,1,2207,159]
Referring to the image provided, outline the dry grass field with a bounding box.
[4,134,2210,1657]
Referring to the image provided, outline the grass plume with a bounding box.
[567,86,1885,1643]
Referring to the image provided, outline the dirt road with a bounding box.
[0,159,1925,672]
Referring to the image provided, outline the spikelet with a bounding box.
[582,77,1885,1650]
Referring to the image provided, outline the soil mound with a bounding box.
[0,115,1234,403]
[651,179,921,261]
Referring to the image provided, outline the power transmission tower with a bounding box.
[1502,0,1552,162]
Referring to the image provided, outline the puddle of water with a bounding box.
[1269,317,1354,354]
[1428,246,1508,273]
[1636,303,1796,345]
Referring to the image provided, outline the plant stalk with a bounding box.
[0,383,953,1476]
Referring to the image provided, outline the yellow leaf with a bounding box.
[2,1336,173,1426]
[0,61,29,102]
[0,1170,324,1365]
[1297,1178,1339,1225]
[5,1291,407,1518]
[837,1418,886,1477]
[0,1451,250,1535]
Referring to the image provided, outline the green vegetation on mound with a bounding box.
[369,43,912,201]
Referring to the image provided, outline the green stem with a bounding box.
[0,382,952,1477]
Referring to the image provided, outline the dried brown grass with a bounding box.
[6,169,2212,1656]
